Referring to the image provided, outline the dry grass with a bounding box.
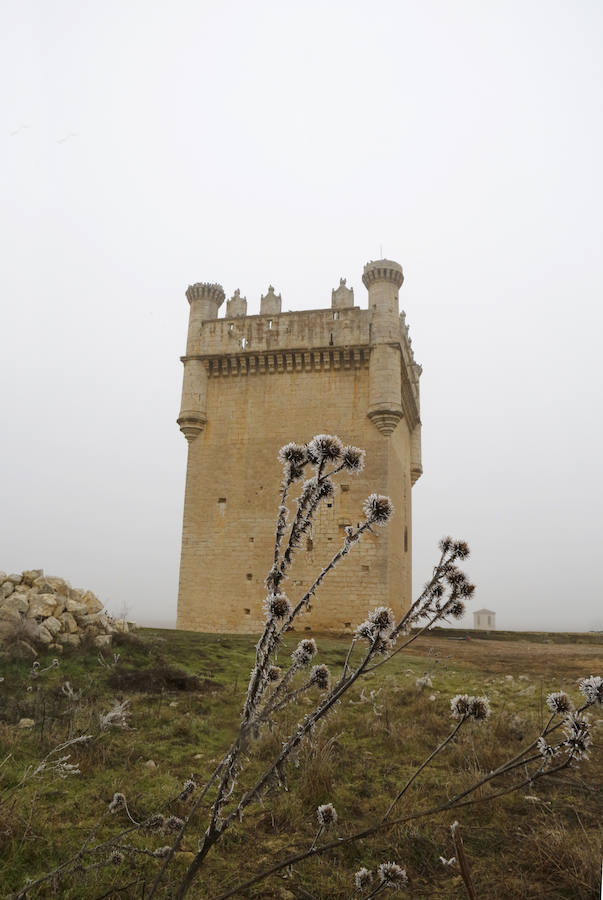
[0,627,601,898]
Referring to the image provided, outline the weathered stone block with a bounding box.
[57,633,81,646]
[59,612,78,633]
[81,591,103,614]
[27,594,58,619]
[43,616,62,636]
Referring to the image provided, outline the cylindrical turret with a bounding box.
[178,282,224,441]
[364,260,404,436]
[184,282,225,354]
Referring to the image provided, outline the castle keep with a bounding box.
[176,259,422,633]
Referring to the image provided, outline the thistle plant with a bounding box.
[11,434,601,900]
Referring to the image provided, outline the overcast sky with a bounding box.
[2,1,602,631]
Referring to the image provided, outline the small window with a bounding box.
[246,573,253,581]
[218,498,226,515]
[333,311,339,320]
[327,502,332,508]
[240,337,248,349]
[341,484,350,493]
[306,538,313,552]
[249,537,254,542]
[361,565,369,574]
[244,608,250,615]
[329,332,334,345]
[404,526,408,553]
[228,323,234,331]
[344,621,351,628]
[267,319,273,329]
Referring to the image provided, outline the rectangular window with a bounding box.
[218,498,226,516]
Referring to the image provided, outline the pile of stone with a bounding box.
[0,569,129,654]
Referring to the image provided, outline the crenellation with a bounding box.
[177,258,423,634]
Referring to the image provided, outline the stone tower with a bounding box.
[176,259,422,633]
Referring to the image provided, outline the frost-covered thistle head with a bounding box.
[545,691,573,715]
[278,442,308,467]
[377,861,408,887]
[317,803,337,827]
[354,867,373,889]
[563,712,592,760]
[439,536,453,553]
[368,606,395,634]
[536,736,558,760]
[363,494,393,526]
[468,696,491,722]
[109,849,124,866]
[578,675,603,707]
[179,779,196,801]
[108,792,126,814]
[267,665,281,682]
[165,815,185,832]
[342,445,365,473]
[143,813,165,832]
[450,694,471,720]
[445,599,465,620]
[310,664,330,690]
[307,434,344,465]
[356,620,375,641]
[452,540,470,559]
[263,592,291,621]
[292,638,317,666]
[153,846,172,858]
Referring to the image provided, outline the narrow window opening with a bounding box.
[329,332,334,345]
[327,502,333,508]
[246,573,253,581]
[240,336,248,349]
[333,311,339,320]
[344,621,351,628]
[404,526,408,552]
[244,608,251,615]
[249,537,254,542]
[306,538,313,552]
[305,626,312,631]
[228,322,234,331]
[267,319,273,329]
[361,565,370,574]
[341,484,350,493]
[218,498,227,516]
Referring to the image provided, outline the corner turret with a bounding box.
[364,260,404,436]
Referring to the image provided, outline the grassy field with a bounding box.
[0,627,601,898]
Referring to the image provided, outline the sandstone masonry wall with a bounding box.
[177,259,422,634]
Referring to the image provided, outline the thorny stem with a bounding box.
[382,718,465,821]
[214,759,572,900]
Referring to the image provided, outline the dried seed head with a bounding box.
[363,494,393,526]
[377,861,408,886]
[267,665,282,682]
[354,867,373,889]
[292,638,317,666]
[563,712,592,760]
[165,815,185,832]
[317,803,337,827]
[109,849,124,866]
[445,599,465,619]
[468,696,491,721]
[356,620,375,641]
[342,445,365,473]
[310,664,330,690]
[316,478,335,500]
[179,779,196,801]
[453,540,470,559]
[368,606,395,633]
[578,675,603,707]
[536,737,558,760]
[278,442,308,467]
[108,792,126,814]
[307,434,344,464]
[545,691,573,715]
[439,536,453,553]
[450,694,471,720]
[264,592,291,620]
[153,846,172,858]
[143,814,165,832]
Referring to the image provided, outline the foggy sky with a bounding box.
[2,1,602,631]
